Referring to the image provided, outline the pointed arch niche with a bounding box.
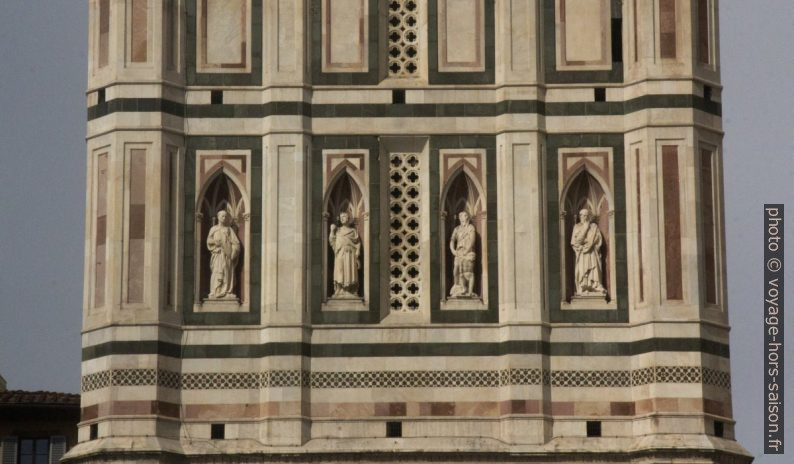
[193,151,252,313]
[558,150,617,310]
[439,150,488,310]
[322,150,369,311]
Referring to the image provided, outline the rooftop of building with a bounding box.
[0,390,80,406]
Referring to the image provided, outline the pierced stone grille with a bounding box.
[387,0,419,77]
[388,153,422,312]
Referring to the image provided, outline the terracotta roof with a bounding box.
[0,390,80,406]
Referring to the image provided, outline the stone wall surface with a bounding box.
[69,1,749,463]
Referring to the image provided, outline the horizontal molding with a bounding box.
[81,365,731,393]
[86,95,721,121]
[81,396,727,420]
[82,337,730,361]
[61,449,751,464]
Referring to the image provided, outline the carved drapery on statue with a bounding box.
[329,210,362,298]
[449,211,477,297]
[570,208,607,296]
[207,210,241,299]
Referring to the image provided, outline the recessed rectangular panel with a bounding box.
[164,0,178,70]
[322,0,368,72]
[438,0,485,72]
[165,146,178,309]
[557,0,612,70]
[700,149,718,305]
[662,145,682,300]
[94,153,108,308]
[635,148,644,302]
[564,0,603,61]
[697,0,711,64]
[127,149,147,304]
[200,0,248,70]
[556,0,611,70]
[659,0,676,59]
[130,0,148,63]
[277,0,297,72]
[98,0,110,68]
[509,0,532,72]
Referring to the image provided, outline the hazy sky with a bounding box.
[0,1,791,462]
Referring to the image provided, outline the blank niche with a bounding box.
[442,169,485,300]
[198,172,246,301]
[562,169,611,302]
[325,170,366,299]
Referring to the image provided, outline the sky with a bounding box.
[0,1,792,462]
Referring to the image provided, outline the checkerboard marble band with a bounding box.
[81,366,731,392]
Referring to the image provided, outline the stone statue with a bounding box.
[570,208,607,296]
[206,210,241,299]
[449,211,477,298]
[329,212,362,298]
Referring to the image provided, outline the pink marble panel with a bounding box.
[94,153,108,307]
[131,0,148,62]
[127,149,146,304]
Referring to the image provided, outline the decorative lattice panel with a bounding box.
[387,0,419,77]
[388,153,422,312]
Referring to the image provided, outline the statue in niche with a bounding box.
[329,212,362,298]
[206,210,241,299]
[571,208,607,296]
[449,211,477,298]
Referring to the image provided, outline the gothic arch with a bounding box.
[196,169,248,304]
[560,168,614,303]
[440,167,487,303]
[323,168,368,302]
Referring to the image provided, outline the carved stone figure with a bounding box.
[206,210,241,299]
[449,211,477,298]
[329,212,362,298]
[571,208,607,296]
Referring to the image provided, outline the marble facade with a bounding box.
[68,1,749,463]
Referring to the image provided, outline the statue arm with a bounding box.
[328,227,337,250]
[570,227,580,252]
[449,229,458,255]
[581,225,600,253]
[346,228,362,257]
[231,232,241,258]
[206,229,218,252]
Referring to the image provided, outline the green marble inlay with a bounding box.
[310,136,382,324]
[427,0,495,85]
[429,135,499,323]
[185,0,263,86]
[545,133,628,323]
[542,0,624,84]
[182,136,262,325]
[81,337,731,361]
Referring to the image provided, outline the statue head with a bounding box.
[217,210,230,226]
[458,211,470,225]
[578,208,592,224]
[339,212,350,226]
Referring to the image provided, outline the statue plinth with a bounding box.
[322,296,367,312]
[195,296,243,313]
[562,294,614,310]
[441,296,486,311]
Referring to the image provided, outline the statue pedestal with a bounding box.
[195,297,244,313]
[562,294,614,310]
[322,297,368,312]
[441,297,487,311]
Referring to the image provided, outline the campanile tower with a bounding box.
[67,1,751,463]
